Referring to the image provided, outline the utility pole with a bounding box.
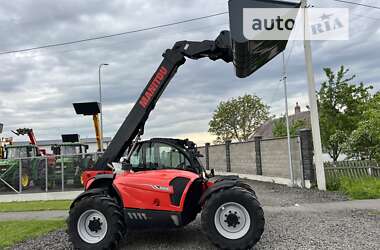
[302,0,326,190]
[282,52,294,186]
[98,63,109,152]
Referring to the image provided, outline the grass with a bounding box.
[0,219,66,249]
[0,200,71,212]
[327,176,380,200]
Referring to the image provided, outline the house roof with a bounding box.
[249,110,311,140]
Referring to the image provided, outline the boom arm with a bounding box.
[12,128,37,145]
[94,31,232,169]
[12,128,45,155]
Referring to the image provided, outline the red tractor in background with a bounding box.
[67,0,300,249]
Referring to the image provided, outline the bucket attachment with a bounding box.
[62,134,80,143]
[73,102,101,116]
[228,0,301,78]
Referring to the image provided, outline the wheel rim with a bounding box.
[214,202,251,240]
[77,209,108,244]
[21,174,29,187]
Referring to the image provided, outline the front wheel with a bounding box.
[201,187,265,250]
[67,194,125,250]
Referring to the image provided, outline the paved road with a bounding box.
[0,210,68,221]
[2,199,379,221]
[9,180,380,250]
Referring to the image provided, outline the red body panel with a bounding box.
[83,170,113,189]
[113,169,200,212]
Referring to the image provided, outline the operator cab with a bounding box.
[51,143,89,156]
[5,145,38,159]
[124,138,203,174]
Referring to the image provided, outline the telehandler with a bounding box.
[68,0,301,249]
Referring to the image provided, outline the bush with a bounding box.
[326,176,341,191]
[339,177,380,200]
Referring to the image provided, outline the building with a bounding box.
[13,137,112,153]
[250,103,311,139]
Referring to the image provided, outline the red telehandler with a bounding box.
[67,0,300,249]
[12,128,45,155]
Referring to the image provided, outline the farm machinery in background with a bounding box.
[73,102,103,152]
[0,128,92,191]
[0,128,52,190]
[47,134,93,188]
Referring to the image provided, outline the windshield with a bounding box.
[61,145,80,155]
[6,147,29,159]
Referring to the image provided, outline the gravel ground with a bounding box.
[238,180,348,207]
[11,181,380,250]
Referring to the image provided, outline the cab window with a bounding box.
[155,143,190,169]
[129,144,144,169]
[128,142,191,171]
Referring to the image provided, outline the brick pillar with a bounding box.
[225,140,231,172]
[205,143,210,170]
[299,129,316,184]
[254,136,263,175]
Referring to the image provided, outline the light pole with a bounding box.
[282,52,294,187]
[301,0,326,190]
[98,63,109,152]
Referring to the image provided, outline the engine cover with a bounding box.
[113,169,200,212]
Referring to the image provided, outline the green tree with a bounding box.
[209,94,270,143]
[345,93,380,162]
[318,65,372,162]
[273,117,307,137]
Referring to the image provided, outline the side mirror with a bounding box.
[206,169,215,178]
[121,160,132,171]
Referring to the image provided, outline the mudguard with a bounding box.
[85,173,114,190]
[200,176,256,205]
[71,174,120,209]
[70,188,109,209]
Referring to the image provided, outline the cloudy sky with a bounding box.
[0,0,379,146]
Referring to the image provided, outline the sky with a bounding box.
[0,0,379,146]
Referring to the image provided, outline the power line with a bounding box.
[4,19,228,60]
[332,0,380,10]
[312,0,380,21]
[0,12,228,56]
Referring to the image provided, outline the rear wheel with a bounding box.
[201,187,264,250]
[13,168,31,190]
[68,194,125,249]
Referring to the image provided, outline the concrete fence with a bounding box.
[198,129,316,188]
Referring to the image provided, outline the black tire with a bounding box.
[67,194,125,250]
[13,167,31,190]
[201,187,265,250]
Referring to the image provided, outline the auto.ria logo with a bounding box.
[243,8,349,41]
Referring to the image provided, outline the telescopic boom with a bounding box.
[94,31,233,169]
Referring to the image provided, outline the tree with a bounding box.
[273,117,307,137]
[209,94,270,143]
[318,65,372,162]
[345,93,380,162]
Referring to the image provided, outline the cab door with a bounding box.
[115,141,199,211]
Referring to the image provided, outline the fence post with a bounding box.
[225,140,231,172]
[205,143,210,170]
[19,159,22,193]
[299,129,316,187]
[45,157,48,192]
[254,136,263,175]
[61,155,64,192]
